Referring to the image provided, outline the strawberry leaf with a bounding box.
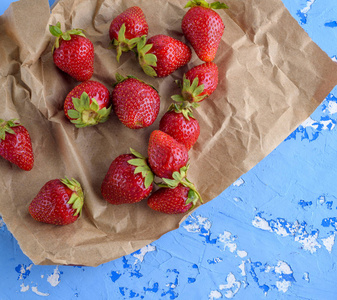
[67,109,80,119]
[210,1,229,9]
[144,172,154,189]
[128,158,147,167]
[60,177,84,216]
[0,119,20,140]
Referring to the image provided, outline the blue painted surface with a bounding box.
[1,0,337,299]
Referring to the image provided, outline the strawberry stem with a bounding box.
[112,23,144,62]
[157,166,203,210]
[128,148,154,189]
[68,92,112,128]
[184,0,229,9]
[135,36,157,77]
[60,177,84,217]
[0,119,20,140]
[49,22,86,53]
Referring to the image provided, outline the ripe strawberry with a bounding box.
[137,34,192,77]
[50,22,94,81]
[183,61,218,102]
[147,166,202,214]
[111,74,160,129]
[109,6,149,62]
[64,80,111,128]
[0,119,34,171]
[101,148,154,205]
[181,0,228,62]
[148,185,192,214]
[159,110,200,151]
[148,130,188,179]
[28,177,84,225]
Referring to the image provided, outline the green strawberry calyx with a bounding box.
[170,75,206,120]
[127,148,154,189]
[112,23,147,63]
[185,0,229,9]
[49,22,86,53]
[135,36,158,77]
[0,119,20,140]
[60,177,84,217]
[67,92,112,128]
[156,165,203,210]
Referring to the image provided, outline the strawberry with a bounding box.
[109,6,149,62]
[147,130,189,179]
[183,61,218,102]
[111,74,160,129]
[64,80,111,128]
[28,177,84,225]
[0,119,34,171]
[148,185,192,214]
[181,0,228,62]
[159,110,200,151]
[101,148,154,205]
[147,166,202,214]
[49,22,94,81]
[137,34,192,77]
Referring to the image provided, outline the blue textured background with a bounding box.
[1,0,337,299]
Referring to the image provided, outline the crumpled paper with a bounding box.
[1,0,337,266]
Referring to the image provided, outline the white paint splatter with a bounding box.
[301,0,316,14]
[301,117,319,129]
[252,214,324,253]
[303,272,310,282]
[47,266,60,287]
[238,261,246,276]
[275,261,292,275]
[236,250,247,258]
[295,231,321,253]
[133,244,156,264]
[233,178,245,187]
[32,286,49,296]
[321,233,335,253]
[321,120,335,130]
[17,264,33,280]
[318,195,326,205]
[183,215,212,234]
[20,283,29,292]
[252,216,273,232]
[209,290,222,300]
[326,101,337,115]
[219,273,241,298]
[276,279,292,293]
[218,231,237,253]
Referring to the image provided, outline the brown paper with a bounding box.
[1,0,337,267]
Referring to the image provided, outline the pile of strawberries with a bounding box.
[0,0,228,226]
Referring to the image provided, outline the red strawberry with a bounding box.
[28,177,84,225]
[0,119,34,171]
[112,74,160,129]
[159,110,200,151]
[137,34,192,77]
[64,80,111,128]
[147,166,202,214]
[101,148,154,205]
[148,130,188,179]
[181,0,228,62]
[109,6,149,62]
[183,61,218,102]
[148,185,192,214]
[50,22,94,81]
